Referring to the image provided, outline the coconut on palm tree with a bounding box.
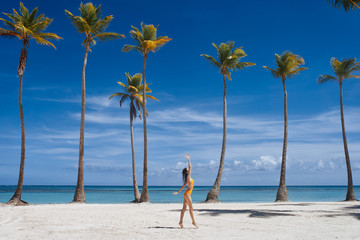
[65,2,124,203]
[201,41,255,203]
[0,2,62,206]
[317,57,360,201]
[122,22,171,202]
[327,0,360,10]
[109,73,158,203]
[263,51,307,202]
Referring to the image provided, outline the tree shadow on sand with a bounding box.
[148,226,180,229]
[194,209,297,218]
[322,213,360,221]
[321,204,360,221]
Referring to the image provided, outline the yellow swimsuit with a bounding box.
[184,178,194,197]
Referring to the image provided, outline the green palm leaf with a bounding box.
[264,51,307,80]
[123,22,171,55]
[65,3,123,48]
[110,73,157,114]
[0,2,61,47]
[327,0,360,11]
[318,57,360,84]
[202,41,255,80]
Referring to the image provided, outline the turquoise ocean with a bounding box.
[0,186,359,204]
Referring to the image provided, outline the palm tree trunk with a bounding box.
[8,41,28,206]
[130,110,141,203]
[140,54,150,202]
[276,78,289,202]
[73,43,90,203]
[339,82,355,201]
[205,74,227,203]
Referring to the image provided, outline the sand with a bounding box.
[0,201,359,240]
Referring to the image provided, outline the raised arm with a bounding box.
[185,155,191,176]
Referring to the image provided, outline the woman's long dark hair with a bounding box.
[182,168,188,183]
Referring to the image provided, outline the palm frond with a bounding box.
[66,3,122,47]
[130,73,142,87]
[263,66,281,79]
[201,54,221,68]
[32,35,56,48]
[0,28,22,39]
[125,23,171,54]
[347,74,360,78]
[109,92,126,100]
[28,6,39,24]
[96,32,125,42]
[117,82,127,88]
[122,44,142,53]
[145,95,159,101]
[327,0,360,11]
[120,95,129,107]
[236,62,256,70]
[35,32,62,41]
[287,67,308,78]
[128,85,139,93]
[265,51,306,80]
[0,2,60,48]
[141,22,157,40]
[317,74,337,84]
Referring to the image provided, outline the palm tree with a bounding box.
[0,2,61,206]
[327,0,360,10]
[201,41,255,202]
[122,22,171,202]
[317,58,360,201]
[65,2,124,203]
[109,73,158,203]
[263,51,307,202]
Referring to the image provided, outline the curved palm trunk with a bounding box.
[205,74,227,203]
[73,43,90,203]
[339,82,355,201]
[130,110,141,203]
[140,54,150,202]
[276,78,289,202]
[8,41,28,206]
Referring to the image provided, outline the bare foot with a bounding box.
[179,222,184,229]
[192,222,199,229]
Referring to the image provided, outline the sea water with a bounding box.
[0,186,359,204]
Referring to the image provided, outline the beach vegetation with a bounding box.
[0,2,62,206]
[201,41,255,202]
[109,73,158,203]
[263,51,307,202]
[65,2,124,203]
[122,22,171,202]
[317,57,360,201]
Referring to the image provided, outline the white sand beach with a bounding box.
[0,202,359,240]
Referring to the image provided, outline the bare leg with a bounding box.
[185,194,198,228]
[179,199,187,228]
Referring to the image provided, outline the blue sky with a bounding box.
[0,0,360,186]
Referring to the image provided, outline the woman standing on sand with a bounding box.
[173,155,198,229]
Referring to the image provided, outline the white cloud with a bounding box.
[244,155,281,171]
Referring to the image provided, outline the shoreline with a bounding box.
[1,201,359,239]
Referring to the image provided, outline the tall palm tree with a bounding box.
[109,73,158,203]
[122,22,171,202]
[327,0,360,10]
[317,58,360,201]
[201,41,255,202]
[263,51,307,202]
[0,2,61,206]
[65,2,124,203]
